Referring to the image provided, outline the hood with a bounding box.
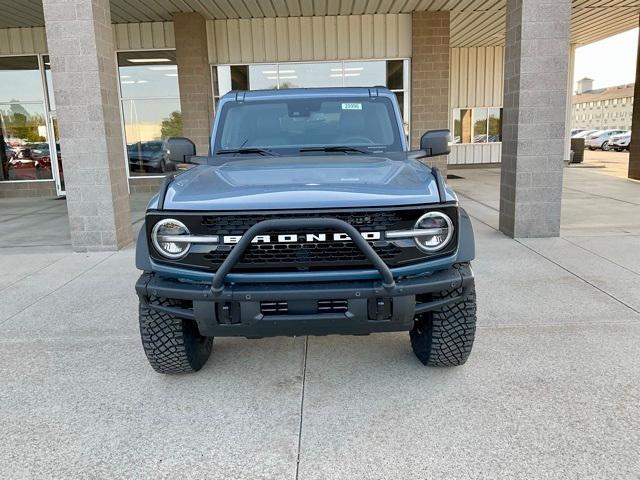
[162,154,451,210]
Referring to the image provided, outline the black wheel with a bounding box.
[615,148,623,152]
[588,147,595,151]
[158,160,167,173]
[601,141,610,151]
[139,298,213,374]
[410,276,477,367]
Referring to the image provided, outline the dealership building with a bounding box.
[0,0,639,251]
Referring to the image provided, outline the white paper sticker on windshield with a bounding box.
[341,103,362,110]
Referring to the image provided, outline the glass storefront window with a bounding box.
[248,64,278,90]
[118,50,181,176]
[215,59,410,139]
[0,56,54,183]
[488,108,502,142]
[453,109,472,144]
[473,109,488,143]
[340,61,386,87]
[0,102,53,181]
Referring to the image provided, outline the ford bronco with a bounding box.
[135,87,477,374]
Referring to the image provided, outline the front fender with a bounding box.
[135,225,152,272]
[456,207,475,263]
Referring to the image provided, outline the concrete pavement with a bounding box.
[1,165,639,479]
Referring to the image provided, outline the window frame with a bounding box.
[451,106,503,145]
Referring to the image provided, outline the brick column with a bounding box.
[499,0,571,238]
[42,0,132,251]
[411,11,450,174]
[628,17,640,180]
[174,13,214,155]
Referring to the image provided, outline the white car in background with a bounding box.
[609,132,631,152]
[585,129,628,151]
[572,129,598,139]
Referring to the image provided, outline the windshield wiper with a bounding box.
[299,146,370,154]
[215,148,279,156]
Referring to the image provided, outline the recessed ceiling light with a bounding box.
[262,70,278,74]
[136,80,149,84]
[121,80,135,84]
[164,73,178,77]
[279,69,295,74]
[279,75,297,79]
[147,65,177,71]
[128,58,171,63]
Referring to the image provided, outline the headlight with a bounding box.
[151,218,191,259]
[413,211,454,252]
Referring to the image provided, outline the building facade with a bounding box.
[571,78,634,131]
[0,0,638,249]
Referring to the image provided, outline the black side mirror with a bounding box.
[420,129,451,157]
[166,137,196,163]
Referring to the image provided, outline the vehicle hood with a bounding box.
[161,155,452,210]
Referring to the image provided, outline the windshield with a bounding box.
[213,96,403,154]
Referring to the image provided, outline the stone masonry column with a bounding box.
[174,13,214,155]
[411,11,450,174]
[628,16,640,180]
[499,0,571,238]
[42,0,132,251]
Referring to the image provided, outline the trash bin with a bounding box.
[570,138,585,164]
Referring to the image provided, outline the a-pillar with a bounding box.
[42,0,132,251]
[499,0,571,238]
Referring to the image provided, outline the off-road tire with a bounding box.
[139,298,213,374]
[410,277,477,367]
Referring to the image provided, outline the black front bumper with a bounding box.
[135,264,474,338]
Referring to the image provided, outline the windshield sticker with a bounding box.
[341,103,362,110]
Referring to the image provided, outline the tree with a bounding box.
[161,111,183,138]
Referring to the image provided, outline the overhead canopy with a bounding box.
[0,0,638,47]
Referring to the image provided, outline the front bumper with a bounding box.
[135,264,474,337]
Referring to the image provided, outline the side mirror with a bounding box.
[420,129,451,157]
[166,137,196,163]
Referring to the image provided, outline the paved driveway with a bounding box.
[1,166,639,479]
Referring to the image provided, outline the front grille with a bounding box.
[317,299,348,313]
[203,242,402,267]
[146,206,458,272]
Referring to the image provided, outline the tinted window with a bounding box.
[214,96,402,153]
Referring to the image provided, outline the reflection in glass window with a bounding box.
[488,108,502,142]
[117,50,181,176]
[0,56,53,182]
[0,56,43,103]
[279,62,343,89]
[473,109,488,143]
[453,109,472,144]
[340,61,385,87]
[0,103,53,181]
[386,60,403,90]
[231,65,249,90]
[249,64,278,90]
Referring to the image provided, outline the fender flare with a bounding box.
[456,207,475,263]
[135,225,153,272]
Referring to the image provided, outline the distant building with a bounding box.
[572,78,634,131]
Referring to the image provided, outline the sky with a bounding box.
[573,28,638,91]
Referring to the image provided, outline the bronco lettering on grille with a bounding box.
[222,232,382,244]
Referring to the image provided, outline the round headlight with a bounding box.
[413,211,454,253]
[151,218,191,259]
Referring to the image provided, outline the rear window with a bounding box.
[214,96,403,153]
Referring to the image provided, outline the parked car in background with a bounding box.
[571,128,587,136]
[585,129,628,151]
[572,129,598,139]
[128,140,174,174]
[609,132,631,152]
